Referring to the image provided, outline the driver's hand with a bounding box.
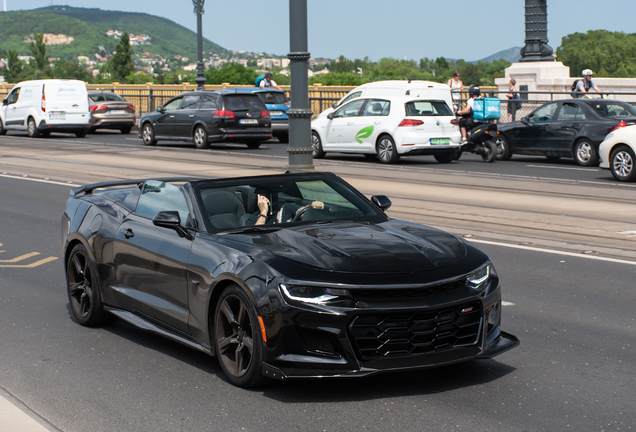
[311,201,324,210]
[257,194,270,214]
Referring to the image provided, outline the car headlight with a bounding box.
[280,284,352,304]
[466,264,493,289]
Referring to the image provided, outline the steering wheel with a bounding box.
[292,206,309,222]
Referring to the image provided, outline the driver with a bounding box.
[244,188,324,226]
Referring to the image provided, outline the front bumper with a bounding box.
[260,277,519,380]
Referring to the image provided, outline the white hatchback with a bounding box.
[598,124,636,181]
[311,95,461,164]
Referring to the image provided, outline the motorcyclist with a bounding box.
[458,85,480,143]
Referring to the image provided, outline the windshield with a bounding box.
[89,93,126,102]
[196,177,385,232]
[405,100,453,116]
[256,91,289,105]
[589,101,636,118]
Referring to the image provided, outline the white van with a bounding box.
[315,80,456,120]
[0,79,91,138]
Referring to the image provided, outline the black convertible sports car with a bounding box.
[496,99,636,166]
[62,172,518,387]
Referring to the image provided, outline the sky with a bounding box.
[4,0,635,62]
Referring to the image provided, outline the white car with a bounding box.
[316,80,456,121]
[311,95,461,164]
[0,79,91,138]
[598,124,636,181]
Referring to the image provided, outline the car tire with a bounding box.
[66,243,116,327]
[246,141,262,149]
[434,152,455,163]
[494,135,512,161]
[142,122,157,146]
[193,125,210,149]
[88,128,96,134]
[27,117,40,138]
[312,132,325,159]
[277,133,289,144]
[574,139,599,166]
[120,126,132,134]
[40,131,51,138]
[0,118,6,135]
[377,135,400,164]
[213,284,268,388]
[609,145,636,182]
[75,130,87,138]
[454,150,462,160]
[482,140,497,163]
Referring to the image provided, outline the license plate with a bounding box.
[49,112,65,120]
[430,138,450,145]
[110,110,126,115]
[269,111,283,116]
[240,119,258,125]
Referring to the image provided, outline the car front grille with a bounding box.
[349,278,468,299]
[349,302,482,361]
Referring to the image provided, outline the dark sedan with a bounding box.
[139,91,271,149]
[62,172,518,387]
[496,99,636,165]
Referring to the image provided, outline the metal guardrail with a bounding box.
[1,84,635,122]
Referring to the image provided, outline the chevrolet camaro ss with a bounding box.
[62,172,519,387]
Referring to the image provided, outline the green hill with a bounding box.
[0,6,229,61]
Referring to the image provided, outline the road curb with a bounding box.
[0,388,61,432]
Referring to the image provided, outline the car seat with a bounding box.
[202,190,246,229]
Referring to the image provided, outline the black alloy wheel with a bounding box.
[377,135,400,164]
[574,139,599,166]
[66,244,114,326]
[27,117,40,138]
[610,145,636,182]
[142,123,157,146]
[213,285,266,388]
[312,132,325,158]
[193,125,210,149]
[494,135,512,160]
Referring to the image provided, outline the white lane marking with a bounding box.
[617,230,636,236]
[0,173,78,187]
[502,301,515,306]
[469,238,636,266]
[526,164,599,172]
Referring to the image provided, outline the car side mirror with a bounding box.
[156,106,165,113]
[371,195,392,211]
[520,116,530,125]
[332,103,337,109]
[153,211,194,240]
[327,112,334,120]
[2,99,7,106]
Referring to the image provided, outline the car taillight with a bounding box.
[127,105,135,111]
[41,94,46,112]
[451,119,458,125]
[213,109,235,119]
[284,101,291,108]
[398,119,424,127]
[262,110,271,118]
[89,105,109,111]
[610,121,628,132]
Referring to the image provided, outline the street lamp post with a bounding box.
[287,0,314,172]
[192,0,207,90]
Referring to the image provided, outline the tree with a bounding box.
[205,62,257,85]
[5,50,24,83]
[556,30,636,78]
[51,60,92,81]
[29,33,48,71]
[106,32,134,82]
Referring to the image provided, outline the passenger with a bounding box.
[458,85,480,143]
[259,72,282,91]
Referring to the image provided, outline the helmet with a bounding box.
[265,72,273,78]
[582,69,593,76]
[468,85,481,98]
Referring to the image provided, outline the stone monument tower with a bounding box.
[520,0,554,62]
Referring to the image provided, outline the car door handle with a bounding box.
[121,228,134,239]
[169,115,175,118]
[347,122,353,125]
[375,121,381,125]
[189,114,194,117]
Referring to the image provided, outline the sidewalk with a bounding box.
[0,390,58,432]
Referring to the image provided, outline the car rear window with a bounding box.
[90,93,126,102]
[405,100,453,116]
[256,91,289,105]
[224,95,265,111]
[589,101,636,118]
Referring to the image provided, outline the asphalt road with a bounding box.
[1,176,635,432]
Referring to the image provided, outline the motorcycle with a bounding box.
[454,116,498,163]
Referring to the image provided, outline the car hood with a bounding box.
[218,220,485,283]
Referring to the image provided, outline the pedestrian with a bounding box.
[447,70,463,111]
[506,79,519,122]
